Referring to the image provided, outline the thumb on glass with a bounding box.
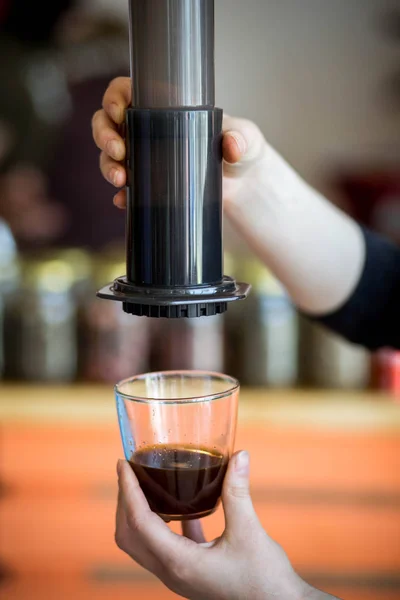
[222,450,258,535]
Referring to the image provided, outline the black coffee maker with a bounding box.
[97,0,250,318]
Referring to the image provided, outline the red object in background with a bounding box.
[374,348,400,399]
[336,168,400,244]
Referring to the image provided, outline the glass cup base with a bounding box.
[159,506,218,522]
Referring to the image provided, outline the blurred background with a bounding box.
[0,1,400,599]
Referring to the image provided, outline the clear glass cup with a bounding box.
[115,370,239,521]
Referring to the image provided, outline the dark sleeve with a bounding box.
[312,226,400,351]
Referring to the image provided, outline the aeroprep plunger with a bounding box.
[97,0,250,318]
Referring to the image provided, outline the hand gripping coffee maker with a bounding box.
[97,0,250,318]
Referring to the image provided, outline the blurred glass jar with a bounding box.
[55,248,93,303]
[225,255,298,387]
[53,248,94,378]
[154,314,225,372]
[0,219,21,378]
[4,256,77,382]
[300,319,371,390]
[79,255,150,382]
[25,247,94,303]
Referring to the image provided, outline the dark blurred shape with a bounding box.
[0,38,65,175]
[46,76,126,250]
[386,68,400,106]
[0,0,76,248]
[0,164,69,248]
[335,166,400,244]
[42,16,130,250]
[377,7,400,40]
[0,0,76,170]
[0,3,129,250]
[0,0,75,45]
[378,8,400,109]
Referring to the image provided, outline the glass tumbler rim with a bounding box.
[114,370,240,405]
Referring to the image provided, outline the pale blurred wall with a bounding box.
[215,0,399,185]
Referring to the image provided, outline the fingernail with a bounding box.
[107,139,123,160]
[234,451,249,475]
[113,193,125,209]
[109,102,121,123]
[110,168,121,186]
[230,132,247,155]
[117,459,124,477]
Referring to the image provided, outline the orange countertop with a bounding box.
[1,384,400,600]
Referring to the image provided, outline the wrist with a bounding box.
[300,581,342,600]
[264,565,310,600]
[288,573,312,600]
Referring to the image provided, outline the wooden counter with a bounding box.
[1,385,400,600]
[2,384,400,429]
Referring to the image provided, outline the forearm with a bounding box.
[224,144,365,315]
